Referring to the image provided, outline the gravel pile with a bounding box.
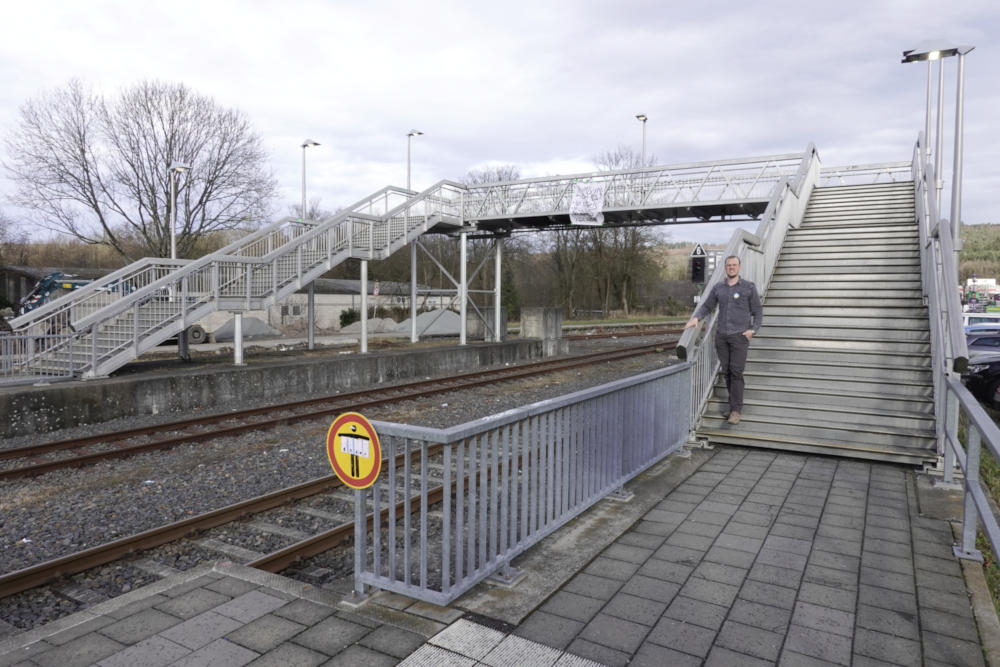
[0,338,678,635]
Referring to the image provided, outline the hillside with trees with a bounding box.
[961,223,1000,282]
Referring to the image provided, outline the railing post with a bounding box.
[956,425,985,561]
[352,488,367,600]
[943,389,958,484]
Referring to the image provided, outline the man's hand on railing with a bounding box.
[684,317,699,330]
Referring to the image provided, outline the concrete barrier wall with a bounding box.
[0,341,544,439]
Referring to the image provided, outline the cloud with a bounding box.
[0,0,997,231]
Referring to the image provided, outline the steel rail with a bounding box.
[1,339,677,480]
[0,445,440,599]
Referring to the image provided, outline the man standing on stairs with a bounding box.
[684,255,762,425]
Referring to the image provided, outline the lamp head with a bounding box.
[901,40,974,63]
[408,129,423,137]
[635,114,647,122]
[302,139,320,148]
[170,162,191,174]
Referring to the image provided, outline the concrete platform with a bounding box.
[2,446,997,666]
[0,337,550,439]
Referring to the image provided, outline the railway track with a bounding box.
[0,338,677,480]
[1,338,678,604]
[0,444,444,599]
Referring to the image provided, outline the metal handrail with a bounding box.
[353,364,691,604]
[464,154,805,221]
[944,377,1000,562]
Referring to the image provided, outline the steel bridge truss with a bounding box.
[1,150,812,384]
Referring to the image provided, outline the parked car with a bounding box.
[963,353,1000,409]
[967,334,1000,355]
[963,312,1000,328]
[966,323,1000,335]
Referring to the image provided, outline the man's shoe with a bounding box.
[728,412,741,425]
[722,410,731,419]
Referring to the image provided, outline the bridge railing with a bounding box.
[819,161,912,186]
[910,133,995,564]
[352,364,690,605]
[943,377,1000,564]
[675,144,820,426]
[462,154,805,221]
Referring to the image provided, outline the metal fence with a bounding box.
[350,364,690,605]
[0,332,77,383]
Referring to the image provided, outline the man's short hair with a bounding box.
[725,255,740,264]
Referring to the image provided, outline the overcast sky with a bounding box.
[0,0,996,245]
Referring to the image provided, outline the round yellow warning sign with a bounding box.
[326,412,381,489]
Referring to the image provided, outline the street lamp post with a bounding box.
[169,163,191,260]
[407,130,422,191]
[635,114,647,167]
[301,140,320,349]
[902,41,975,253]
[407,130,423,343]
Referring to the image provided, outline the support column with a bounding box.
[360,259,368,354]
[950,51,968,254]
[494,240,502,343]
[410,242,418,343]
[459,230,467,346]
[233,312,245,366]
[307,283,315,350]
[934,58,946,215]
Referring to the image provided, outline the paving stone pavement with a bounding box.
[0,446,993,666]
[503,447,991,667]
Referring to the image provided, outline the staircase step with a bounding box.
[763,315,927,331]
[749,344,929,366]
[764,305,926,318]
[715,382,931,415]
[767,279,922,290]
[699,413,934,450]
[722,371,931,400]
[764,291,923,303]
[695,431,935,465]
[744,359,930,383]
[755,328,930,347]
[773,266,919,277]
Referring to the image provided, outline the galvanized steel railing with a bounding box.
[943,377,1000,563]
[352,364,690,604]
[819,161,912,186]
[675,144,820,427]
[463,153,805,221]
[910,132,996,564]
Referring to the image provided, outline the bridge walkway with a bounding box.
[1,444,993,666]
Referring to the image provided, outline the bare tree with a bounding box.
[288,198,337,222]
[590,145,659,316]
[4,79,277,260]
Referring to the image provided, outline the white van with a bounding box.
[963,312,1000,327]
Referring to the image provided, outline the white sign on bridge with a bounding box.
[569,182,606,226]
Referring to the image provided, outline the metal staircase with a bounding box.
[696,181,937,464]
[3,183,463,380]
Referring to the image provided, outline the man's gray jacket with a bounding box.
[693,278,762,335]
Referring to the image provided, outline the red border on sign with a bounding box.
[326,412,381,489]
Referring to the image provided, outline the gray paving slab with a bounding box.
[30,634,125,667]
[170,637,259,667]
[95,635,190,667]
[96,608,181,645]
[225,614,306,653]
[244,642,328,667]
